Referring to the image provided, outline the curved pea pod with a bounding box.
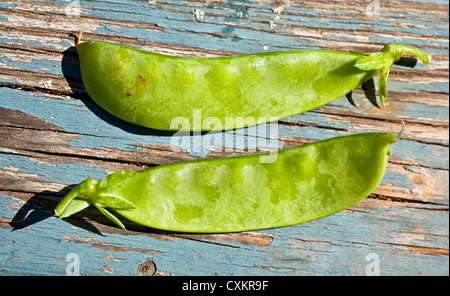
[76,40,430,131]
[55,127,404,233]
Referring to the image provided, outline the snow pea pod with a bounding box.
[76,39,429,131]
[55,127,403,233]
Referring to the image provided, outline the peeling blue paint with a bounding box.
[0,2,17,9]
[394,139,449,170]
[0,78,19,83]
[0,150,107,184]
[323,91,449,125]
[1,56,65,76]
[0,36,71,49]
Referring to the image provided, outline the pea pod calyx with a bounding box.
[354,44,431,106]
[55,171,137,231]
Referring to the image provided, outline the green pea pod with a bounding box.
[76,37,430,131]
[55,126,404,233]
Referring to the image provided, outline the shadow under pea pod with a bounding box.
[344,78,378,107]
[10,185,110,236]
[61,45,176,138]
[9,189,61,231]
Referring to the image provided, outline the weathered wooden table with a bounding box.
[0,0,448,276]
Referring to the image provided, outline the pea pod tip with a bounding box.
[393,121,406,143]
[76,29,83,46]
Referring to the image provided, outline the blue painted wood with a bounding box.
[0,0,448,276]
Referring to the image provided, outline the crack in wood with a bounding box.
[389,242,449,257]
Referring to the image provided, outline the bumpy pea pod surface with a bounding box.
[76,41,429,131]
[55,130,402,233]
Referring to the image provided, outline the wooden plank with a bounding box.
[0,0,448,276]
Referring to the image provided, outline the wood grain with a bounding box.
[0,0,448,276]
